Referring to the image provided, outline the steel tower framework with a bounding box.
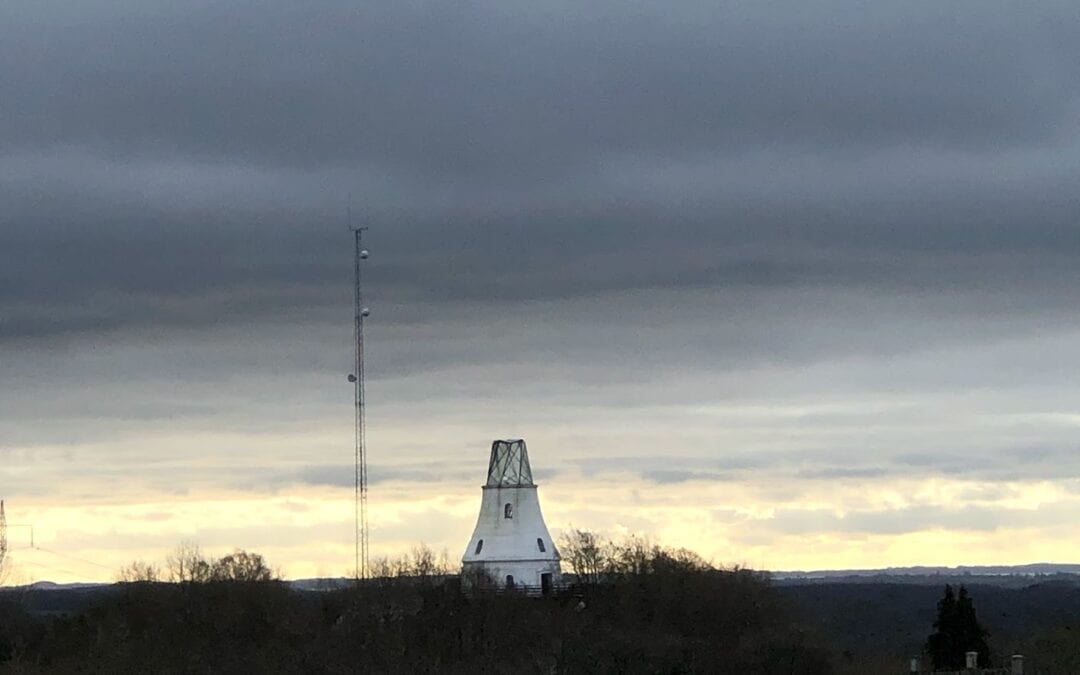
[352,228,370,580]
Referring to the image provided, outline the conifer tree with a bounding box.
[925,584,990,669]
[955,586,990,667]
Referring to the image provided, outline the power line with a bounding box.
[32,546,114,572]
[17,558,84,580]
[7,524,34,548]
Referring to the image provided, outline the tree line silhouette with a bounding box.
[4,534,1080,673]
[0,536,831,674]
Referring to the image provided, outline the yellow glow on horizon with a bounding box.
[7,473,1080,584]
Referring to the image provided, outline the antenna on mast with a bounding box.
[350,226,371,580]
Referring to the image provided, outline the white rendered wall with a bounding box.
[461,484,561,589]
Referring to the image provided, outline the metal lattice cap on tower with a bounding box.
[462,439,561,594]
[485,439,534,487]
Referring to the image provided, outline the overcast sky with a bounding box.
[4,0,1080,582]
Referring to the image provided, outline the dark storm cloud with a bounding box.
[6,1,1080,495]
[3,1,1078,169]
[3,0,1080,349]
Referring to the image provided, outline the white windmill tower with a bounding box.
[462,439,561,593]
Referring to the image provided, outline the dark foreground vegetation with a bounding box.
[0,541,830,674]
[783,579,1080,674]
[5,538,1080,673]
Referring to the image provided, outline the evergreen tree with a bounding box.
[925,584,990,669]
[955,586,990,667]
[926,584,958,668]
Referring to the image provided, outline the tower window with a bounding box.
[475,539,484,555]
[537,538,546,553]
[504,503,513,519]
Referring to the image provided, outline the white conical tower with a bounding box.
[461,439,561,592]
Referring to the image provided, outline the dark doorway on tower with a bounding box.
[541,572,553,595]
[505,575,515,589]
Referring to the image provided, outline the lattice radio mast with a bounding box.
[349,227,370,579]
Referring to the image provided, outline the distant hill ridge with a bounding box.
[7,564,1080,592]
[774,563,1080,578]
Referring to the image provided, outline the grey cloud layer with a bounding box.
[4,0,1080,332]
[5,1,1078,166]
[6,0,1080,509]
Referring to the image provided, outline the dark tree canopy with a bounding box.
[0,547,833,674]
[926,584,990,669]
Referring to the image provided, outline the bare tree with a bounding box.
[558,530,714,582]
[558,529,607,584]
[166,541,211,583]
[413,544,438,576]
[117,559,161,582]
[210,549,274,582]
[405,544,441,577]
[606,535,656,576]
[651,546,712,574]
[369,555,394,579]
[392,544,454,577]
[367,544,456,580]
